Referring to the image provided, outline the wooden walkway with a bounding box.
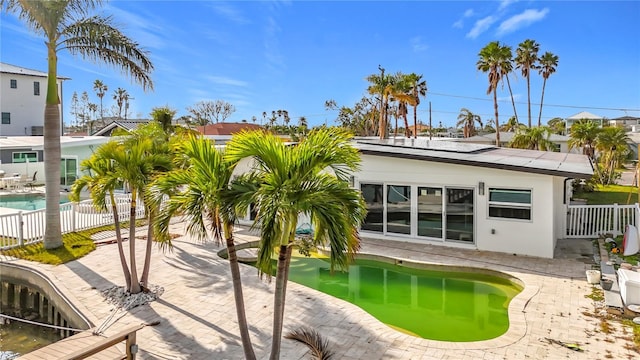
[20,324,143,360]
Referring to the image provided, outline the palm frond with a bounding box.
[284,327,333,360]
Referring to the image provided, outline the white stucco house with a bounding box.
[565,111,604,133]
[0,62,69,136]
[348,138,593,259]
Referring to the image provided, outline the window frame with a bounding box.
[487,187,532,221]
[1,112,10,124]
[12,152,38,164]
[10,79,17,89]
[34,81,40,96]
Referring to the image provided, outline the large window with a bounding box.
[12,152,37,163]
[387,185,411,234]
[361,184,383,232]
[488,188,532,220]
[446,188,474,242]
[418,187,442,238]
[1,112,9,124]
[34,81,40,96]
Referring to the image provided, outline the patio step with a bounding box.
[601,260,624,311]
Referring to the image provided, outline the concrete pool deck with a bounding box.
[3,222,638,359]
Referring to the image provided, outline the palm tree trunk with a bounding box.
[413,104,418,139]
[110,192,131,290]
[493,89,501,146]
[43,45,63,250]
[403,111,410,138]
[140,206,154,288]
[505,75,519,124]
[394,113,398,138]
[538,78,547,127]
[128,191,141,294]
[269,244,289,360]
[224,221,257,360]
[526,73,532,128]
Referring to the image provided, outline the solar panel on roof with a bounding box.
[358,138,495,153]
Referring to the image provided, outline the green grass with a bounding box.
[0,220,147,265]
[574,184,640,205]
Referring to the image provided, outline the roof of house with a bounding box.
[611,116,640,121]
[0,62,70,80]
[92,119,151,136]
[355,138,593,179]
[0,136,109,150]
[566,111,603,120]
[458,132,570,143]
[196,122,262,135]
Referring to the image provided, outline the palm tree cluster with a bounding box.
[477,39,559,145]
[568,120,631,185]
[330,69,426,138]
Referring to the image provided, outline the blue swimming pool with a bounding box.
[0,193,70,211]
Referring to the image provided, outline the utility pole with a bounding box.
[429,101,432,140]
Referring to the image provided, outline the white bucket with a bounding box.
[586,270,601,284]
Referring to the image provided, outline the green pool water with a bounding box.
[284,256,523,342]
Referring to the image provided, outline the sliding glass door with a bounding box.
[418,187,443,238]
[445,188,474,243]
[387,185,411,234]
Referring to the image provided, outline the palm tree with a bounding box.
[568,120,601,159]
[225,128,367,360]
[367,67,394,139]
[515,39,540,128]
[389,73,416,138]
[595,127,630,184]
[547,117,566,135]
[113,87,129,119]
[456,108,482,138]
[93,79,108,125]
[407,73,427,138]
[150,106,176,133]
[477,41,510,146]
[508,126,554,151]
[499,44,519,124]
[2,0,153,249]
[500,116,521,133]
[537,52,559,127]
[69,142,131,290]
[151,136,257,360]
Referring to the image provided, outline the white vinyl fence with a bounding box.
[566,203,640,238]
[0,194,145,250]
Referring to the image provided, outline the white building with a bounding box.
[350,138,593,259]
[565,111,604,133]
[0,62,69,136]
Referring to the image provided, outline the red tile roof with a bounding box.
[195,122,262,135]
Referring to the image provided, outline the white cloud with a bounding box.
[466,16,497,39]
[464,9,475,17]
[209,3,250,25]
[498,0,518,11]
[497,8,550,35]
[452,19,464,29]
[452,8,475,29]
[410,37,428,52]
[206,76,248,88]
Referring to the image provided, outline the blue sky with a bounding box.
[2,0,639,129]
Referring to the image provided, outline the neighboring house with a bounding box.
[91,119,151,136]
[349,138,593,259]
[0,136,109,189]
[195,122,262,135]
[609,116,640,130]
[0,62,69,136]
[457,132,575,153]
[565,111,605,133]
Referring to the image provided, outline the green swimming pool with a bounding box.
[284,256,523,342]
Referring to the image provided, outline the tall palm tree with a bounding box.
[508,126,554,151]
[69,142,131,290]
[151,136,257,360]
[113,87,129,119]
[499,44,519,124]
[477,41,510,146]
[407,73,427,138]
[456,108,482,138]
[93,79,108,125]
[390,72,416,138]
[515,39,540,128]
[568,120,601,160]
[225,128,367,360]
[367,68,394,139]
[537,51,559,127]
[2,0,153,249]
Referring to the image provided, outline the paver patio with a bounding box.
[3,221,638,359]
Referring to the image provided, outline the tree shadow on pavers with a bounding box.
[161,243,238,292]
[125,301,254,359]
[63,257,118,291]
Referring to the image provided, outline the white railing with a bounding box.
[0,194,145,250]
[566,203,639,238]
